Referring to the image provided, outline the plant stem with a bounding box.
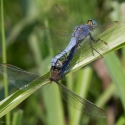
[1,0,10,125]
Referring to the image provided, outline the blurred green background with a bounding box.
[0,0,125,125]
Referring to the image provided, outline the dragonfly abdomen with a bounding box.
[51,37,77,67]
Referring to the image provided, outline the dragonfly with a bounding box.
[39,4,109,69]
[0,47,107,118]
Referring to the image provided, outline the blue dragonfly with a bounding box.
[39,4,110,69]
[0,44,107,118]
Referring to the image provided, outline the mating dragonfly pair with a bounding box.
[0,4,109,118]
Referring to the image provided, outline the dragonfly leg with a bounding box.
[77,40,83,48]
[93,38,106,45]
[90,33,108,46]
[95,39,108,47]
[89,33,102,43]
[89,40,95,56]
[89,33,103,58]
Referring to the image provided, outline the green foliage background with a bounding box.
[0,0,125,125]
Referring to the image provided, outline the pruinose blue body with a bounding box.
[51,19,97,68]
[61,45,77,77]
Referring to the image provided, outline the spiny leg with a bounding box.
[89,33,103,58]
[89,40,95,56]
[93,38,108,47]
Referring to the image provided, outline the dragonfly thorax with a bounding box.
[49,67,62,82]
[72,25,92,41]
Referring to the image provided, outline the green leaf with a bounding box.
[116,115,125,125]
[104,52,125,111]
[0,73,50,118]
[12,110,23,125]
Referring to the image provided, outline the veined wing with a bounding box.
[0,64,49,91]
[37,26,72,51]
[52,4,76,33]
[36,4,76,52]
[89,21,120,40]
[0,64,106,117]
[56,81,107,118]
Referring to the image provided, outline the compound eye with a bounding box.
[92,20,97,28]
[87,19,97,29]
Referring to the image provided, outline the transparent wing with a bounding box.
[0,64,50,91]
[37,26,72,51]
[51,4,76,32]
[36,4,76,51]
[90,21,120,39]
[56,81,107,118]
[0,63,107,117]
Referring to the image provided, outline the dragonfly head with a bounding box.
[87,19,97,29]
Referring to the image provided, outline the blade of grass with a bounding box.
[1,0,7,100]
[12,110,23,125]
[116,115,125,125]
[0,73,49,118]
[96,83,116,108]
[104,52,125,111]
[1,0,10,124]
